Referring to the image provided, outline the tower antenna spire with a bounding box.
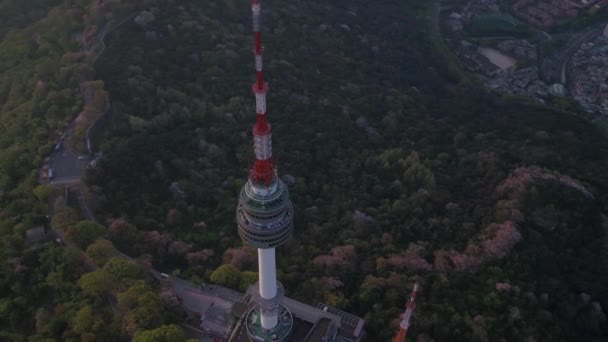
[250,0,273,185]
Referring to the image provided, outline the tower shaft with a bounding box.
[258,248,278,329]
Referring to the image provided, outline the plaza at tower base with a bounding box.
[169,278,365,342]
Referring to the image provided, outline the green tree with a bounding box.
[118,281,163,334]
[124,306,163,335]
[67,220,104,248]
[51,207,78,231]
[102,257,145,284]
[132,324,188,342]
[402,152,436,192]
[86,239,118,267]
[239,271,258,290]
[72,305,102,336]
[323,290,349,308]
[32,184,53,201]
[46,271,71,292]
[34,308,50,333]
[358,275,387,306]
[78,270,111,297]
[57,247,87,280]
[210,264,241,289]
[118,280,153,309]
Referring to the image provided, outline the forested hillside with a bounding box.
[0,0,63,39]
[1,0,607,340]
[0,1,192,340]
[87,0,608,340]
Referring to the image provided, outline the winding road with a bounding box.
[541,25,604,85]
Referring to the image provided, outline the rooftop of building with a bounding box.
[305,317,333,342]
[316,303,365,340]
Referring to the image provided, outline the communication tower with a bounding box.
[236,0,295,340]
[394,283,419,342]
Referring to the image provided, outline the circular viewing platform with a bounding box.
[237,179,294,249]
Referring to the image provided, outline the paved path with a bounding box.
[47,145,90,183]
[43,12,135,182]
[50,177,80,185]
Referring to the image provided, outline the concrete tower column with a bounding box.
[258,247,278,329]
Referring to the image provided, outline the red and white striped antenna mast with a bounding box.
[250,0,274,186]
[394,283,419,342]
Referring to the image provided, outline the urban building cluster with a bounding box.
[451,38,537,78]
[513,0,580,28]
[444,0,501,29]
[442,1,552,100]
[443,1,608,114]
[497,39,537,61]
[512,0,607,28]
[452,40,506,77]
[445,27,547,100]
[572,28,608,116]
[486,65,550,99]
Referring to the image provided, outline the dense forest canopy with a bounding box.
[0,0,63,39]
[0,0,191,340]
[89,0,608,340]
[1,0,607,340]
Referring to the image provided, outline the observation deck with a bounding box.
[237,178,294,249]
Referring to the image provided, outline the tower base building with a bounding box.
[237,284,366,342]
[165,279,365,342]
